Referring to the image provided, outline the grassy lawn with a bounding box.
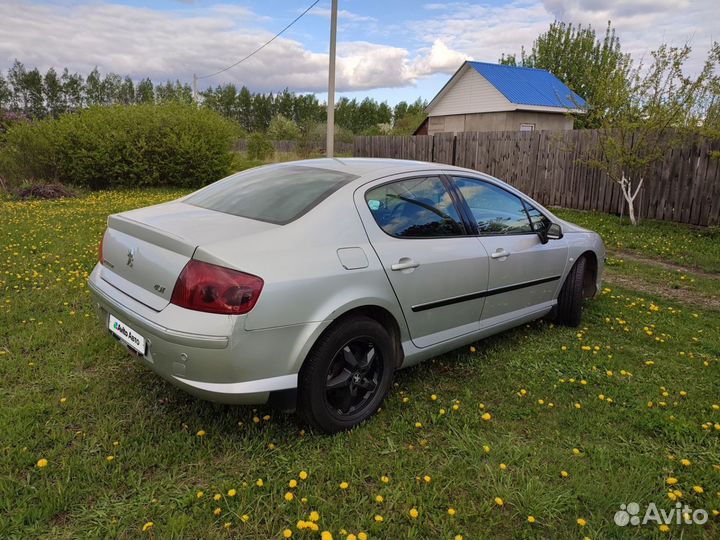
[1,191,719,539]
[553,208,720,274]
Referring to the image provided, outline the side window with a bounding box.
[365,176,465,238]
[524,202,551,233]
[452,177,532,235]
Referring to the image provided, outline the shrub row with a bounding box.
[0,103,241,189]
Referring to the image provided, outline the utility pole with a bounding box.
[326,0,338,158]
[192,73,198,102]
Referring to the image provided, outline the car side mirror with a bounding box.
[537,222,563,244]
[546,223,563,240]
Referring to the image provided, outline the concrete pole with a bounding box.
[326,0,338,157]
[192,73,198,102]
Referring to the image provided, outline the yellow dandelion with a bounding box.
[528,515,536,523]
[381,475,390,483]
[339,481,349,490]
[659,524,670,532]
[560,470,569,478]
[693,485,704,494]
[409,507,419,519]
[309,511,320,522]
[213,493,222,501]
[448,507,457,516]
[227,489,236,497]
[213,508,222,517]
[256,479,264,487]
[196,430,206,437]
[499,463,507,470]
[423,475,431,483]
[358,532,368,540]
[196,491,204,499]
[482,412,492,421]
[283,529,292,538]
[577,518,587,527]
[36,458,48,468]
[494,497,504,506]
[299,470,309,480]
[289,479,298,488]
[241,514,250,523]
[284,492,294,502]
[106,455,115,462]
[142,522,154,532]
[321,531,333,540]
[666,477,678,485]
[375,495,384,503]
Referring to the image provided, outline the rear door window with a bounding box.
[185,165,357,225]
[365,176,465,238]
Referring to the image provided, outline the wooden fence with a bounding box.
[353,130,720,227]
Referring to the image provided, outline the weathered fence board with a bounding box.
[353,130,720,226]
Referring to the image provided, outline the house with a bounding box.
[419,61,586,135]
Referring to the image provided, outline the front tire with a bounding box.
[297,316,395,434]
[556,256,587,327]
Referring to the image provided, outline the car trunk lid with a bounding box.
[100,202,277,311]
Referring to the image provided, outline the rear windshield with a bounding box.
[185,165,357,225]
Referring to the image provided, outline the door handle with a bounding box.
[490,249,511,259]
[391,258,420,271]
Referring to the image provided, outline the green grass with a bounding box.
[554,208,720,273]
[1,191,719,539]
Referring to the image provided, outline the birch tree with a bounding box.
[591,42,719,225]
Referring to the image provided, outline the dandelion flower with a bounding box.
[659,524,670,532]
[106,455,115,462]
[375,495,384,503]
[448,508,456,516]
[431,394,438,401]
[213,508,222,517]
[528,515,536,523]
[483,445,491,453]
[499,463,507,470]
[482,413,492,421]
[577,518,587,526]
[693,485,704,494]
[142,522,154,532]
[196,430,206,437]
[227,489,236,497]
[666,477,678,485]
[283,529,292,538]
[415,422,422,428]
[358,532,368,540]
[374,514,384,522]
[309,511,320,522]
[494,497,504,506]
[572,448,581,456]
[560,470,569,478]
[256,479,264,487]
[284,492,294,502]
[409,507,419,519]
[289,479,298,488]
[680,459,691,466]
[196,491,204,499]
[321,531,333,540]
[241,514,250,523]
[213,493,222,501]
[381,475,390,483]
[339,481,349,490]
[299,470,309,480]
[423,475,431,483]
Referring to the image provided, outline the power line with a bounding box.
[196,0,320,80]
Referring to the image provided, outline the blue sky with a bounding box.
[1,0,716,105]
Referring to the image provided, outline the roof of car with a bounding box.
[273,157,454,180]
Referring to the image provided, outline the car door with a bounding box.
[450,175,568,322]
[356,174,490,348]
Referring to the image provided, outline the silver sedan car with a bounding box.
[89,158,604,433]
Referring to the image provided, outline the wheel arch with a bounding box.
[579,250,599,298]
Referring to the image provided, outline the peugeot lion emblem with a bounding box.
[126,249,135,267]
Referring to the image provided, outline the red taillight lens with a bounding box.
[99,235,104,264]
[170,260,263,315]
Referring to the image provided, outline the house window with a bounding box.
[520,123,535,132]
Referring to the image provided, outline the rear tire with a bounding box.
[556,256,587,327]
[297,316,395,434]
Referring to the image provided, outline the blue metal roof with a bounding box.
[467,61,586,109]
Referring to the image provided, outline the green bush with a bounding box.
[267,114,300,141]
[0,103,240,189]
[246,132,274,161]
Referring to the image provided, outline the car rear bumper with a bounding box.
[88,264,327,405]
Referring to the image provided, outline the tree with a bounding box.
[61,69,84,111]
[500,21,631,128]
[267,114,300,140]
[136,78,155,104]
[43,68,64,117]
[85,67,107,106]
[590,42,719,225]
[117,76,135,105]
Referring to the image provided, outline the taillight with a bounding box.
[99,235,104,264]
[170,260,263,315]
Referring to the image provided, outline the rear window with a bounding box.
[185,165,357,225]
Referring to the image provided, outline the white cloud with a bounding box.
[412,39,471,76]
[0,0,463,93]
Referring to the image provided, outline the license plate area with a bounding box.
[108,314,146,355]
